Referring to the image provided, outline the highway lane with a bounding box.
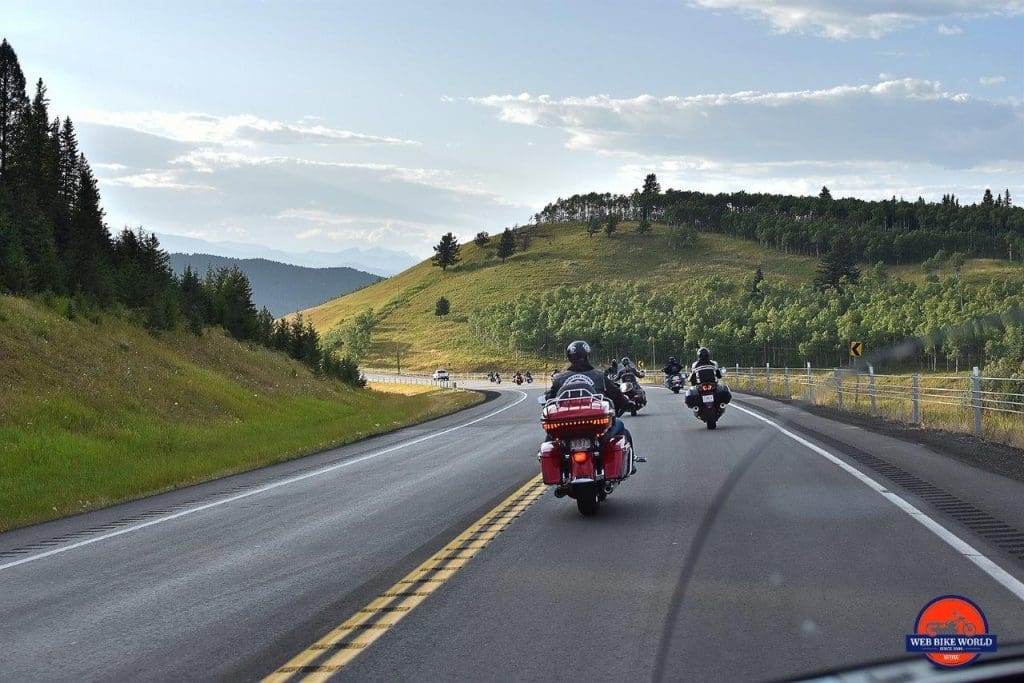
[0,388,539,681]
[4,383,1024,681]
[325,389,1024,682]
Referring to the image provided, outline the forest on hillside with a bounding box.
[0,39,362,385]
[469,269,1024,374]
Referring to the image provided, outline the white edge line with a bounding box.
[0,389,530,573]
[732,403,1024,602]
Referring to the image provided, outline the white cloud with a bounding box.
[690,1,1023,39]
[279,209,449,244]
[168,149,522,206]
[937,23,963,34]
[92,162,128,172]
[100,170,214,191]
[76,110,418,147]
[980,75,1007,85]
[470,78,1023,169]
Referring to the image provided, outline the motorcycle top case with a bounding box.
[538,441,562,485]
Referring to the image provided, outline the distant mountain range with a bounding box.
[168,253,383,317]
[156,233,418,276]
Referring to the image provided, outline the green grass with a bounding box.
[304,221,1024,371]
[0,295,481,531]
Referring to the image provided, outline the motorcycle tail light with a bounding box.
[572,451,589,463]
[701,384,715,392]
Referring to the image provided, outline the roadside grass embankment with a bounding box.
[0,295,481,531]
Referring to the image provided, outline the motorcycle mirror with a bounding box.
[536,395,546,405]
[720,368,727,376]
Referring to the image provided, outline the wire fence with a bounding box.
[728,364,1024,448]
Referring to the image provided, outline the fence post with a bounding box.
[972,367,982,436]
[807,362,814,403]
[869,365,877,416]
[766,362,771,394]
[835,368,843,410]
[784,367,790,399]
[912,374,921,425]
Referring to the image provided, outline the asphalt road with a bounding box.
[3,383,1024,682]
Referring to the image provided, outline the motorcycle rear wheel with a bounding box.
[706,419,717,430]
[575,483,600,516]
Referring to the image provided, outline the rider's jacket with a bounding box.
[662,362,683,375]
[547,361,631,412]
[688,360,723,385]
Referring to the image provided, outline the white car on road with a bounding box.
[432,369,450,381]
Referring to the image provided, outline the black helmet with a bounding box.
[697,347,711,362]
[621,357,632,367]
[566,340,591,364]
[668,356,678,364]
[609,359,619,368]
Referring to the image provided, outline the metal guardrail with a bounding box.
[728,364,1024,440]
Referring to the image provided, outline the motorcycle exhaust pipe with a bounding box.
[602,482,615,495]
[553,486,568,498]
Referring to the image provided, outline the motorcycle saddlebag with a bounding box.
[684,387,699,409]
[601,435,629,480]
[539,441,563,485]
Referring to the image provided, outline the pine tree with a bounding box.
[604,214,619,237]
[1005,189,1012,208]
[819,186,833,201]
[435,296,450,316]
[0,39,28,180]
[640,173,660,224]
[983,188,994,205]
[180,265,208,335]
[432,232,461,271]
[814,235,860,290]
[473,231,489,246]
[750,266,764,295]
[586,216,601,238]
[69,157,113,299]
[497,227,516,263]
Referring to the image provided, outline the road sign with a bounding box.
[850,341,863,357]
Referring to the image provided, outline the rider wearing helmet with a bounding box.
[605,357,621,380]
[547,341,644,464]
[685,346,732,407]
[617,356,647,405]
[662,356,683,376]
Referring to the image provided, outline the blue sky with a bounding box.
[3,0,1022,257]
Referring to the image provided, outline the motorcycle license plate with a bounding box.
[569,438,591,451]
[702,394,715,404]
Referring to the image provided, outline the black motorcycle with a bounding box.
[665,373,684,394]
[687,381,725,429]
[617,372,647,415]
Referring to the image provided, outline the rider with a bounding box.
[605,357,620,380]
[684,346,732,408]
[662,356,683,376]
[547,341,645,464]
[618,357,647,404]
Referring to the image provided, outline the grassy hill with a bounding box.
[0,295,479,530]
[302,221,1023,371]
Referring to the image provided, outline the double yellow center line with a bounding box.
[263,474,547,682]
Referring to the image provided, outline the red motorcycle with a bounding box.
[537,390,634,516]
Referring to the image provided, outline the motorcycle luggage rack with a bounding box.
[541,390,613,435]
